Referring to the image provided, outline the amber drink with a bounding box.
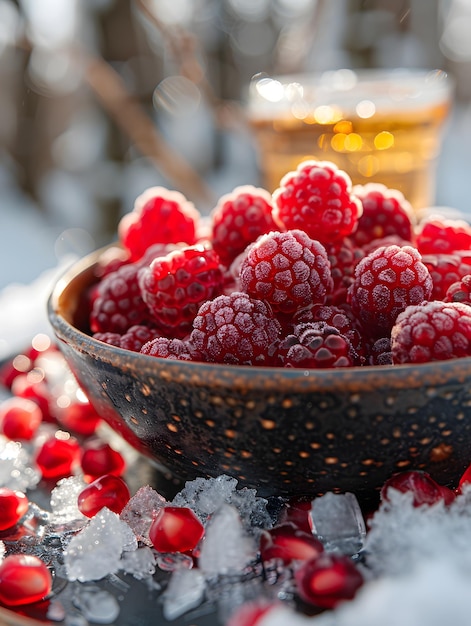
[247,69,453,210]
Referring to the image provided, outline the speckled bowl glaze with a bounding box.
[48,248,471,502]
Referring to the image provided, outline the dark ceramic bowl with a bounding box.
[48,248,471,503]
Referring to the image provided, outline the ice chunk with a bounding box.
[310,492,366,555]
[364,487,471,576]
[198,504,257,577]
[73,586,120,624]
[172,474,272,533]
[120,485,166,545]
[120,546,156,580]
[0,437,40,491]
[162,568,206,620]
[64,508,137,582]
[50,476,87,524]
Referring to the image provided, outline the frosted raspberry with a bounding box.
[239,229,333,315]
[422,253,471,300]
[118,187,200,261]
[93,325,159,352]
[444,274,471,304]
[347,245,433,338]
[272,160,362,244]
[140,337,200,361]
[367,337,393,366]
[294,303,364,360]
[391,301,471,363]
[190,292,281,365]
[139,245,224,338]
[210,185,279,267]
[325,238,364,305]
[350,183,415,248]
[90,264,152,334]
[416,216,471,255]
[275,321,357,368]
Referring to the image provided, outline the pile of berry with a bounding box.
[87,160,471,367]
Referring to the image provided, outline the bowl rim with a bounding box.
[47,245,471,392]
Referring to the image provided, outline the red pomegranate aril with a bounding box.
[457,463,471,494]
[11,372,53,422]
[149,506,204,554]
[280,497,314,534]
[80,442,126,481]
[35,434,81,480]
[294,553,364,609]
[0,554,52,607]
[55,400,102,437]
[77,474,131,517]
[0,488,29,531]
[381,470,455,506]
[260,524,324,564]
[226,600,281,626]
[0,397,42,441]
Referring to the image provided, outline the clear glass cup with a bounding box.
[247,68,454,210]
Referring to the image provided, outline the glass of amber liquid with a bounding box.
[247,68,453,210]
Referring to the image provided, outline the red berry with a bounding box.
[55,399,101,437]
[118,186,200,261]
[190,292,281,365]
[272,160,362,244]
[35,434,81,480]
[0,488,29,531]
[347,245,433,338]
[279,497,314,534]
[458,463,471,494]
[140,337,200,361]
[226,600,281,626]
[210,185,278,267]
[0,397,42,441]
[77,474,131,517]
[350,182,415,248]
[416,216,471,255]
[0,554,52,607]
[119,325,160,352]
[391,301,471,364]
[381,470,456,506]
[260,523,324,564]
[422,253,471,300]
[239,229,333,315]
[444,274,471,305]
[139,245,224,338]
[11,372,53,422]
[80,441,126,481]
[294,553,363,609]
[90,263,152,334]
[149,506,204,554]
[325,238,364,305]
[275,322,357,368]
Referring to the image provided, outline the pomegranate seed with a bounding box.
[35,434,81,480]
[294,553,364,609]
[0,554,52,607]
[55,400,101,437]
[11,372,53,422]
[280,497,314,533]
[0,488,29,531]
[0,397,42,441]
[77,474,131,517]
[80,441,126,481]
[381,470,456,506]
[149,506,204,554]
[226,600,281,626]
[457,463,471,494]
[260,523,324,564]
